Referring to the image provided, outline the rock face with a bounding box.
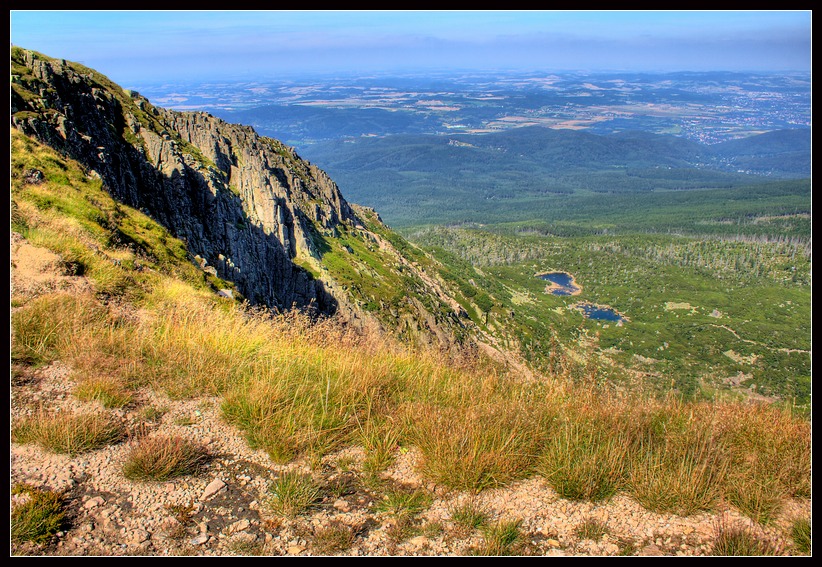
[11,47,358,313]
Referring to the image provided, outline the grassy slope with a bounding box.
[408,225,811,407]
[11,128,810,542]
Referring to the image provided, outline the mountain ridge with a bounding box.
[10,46,480,351]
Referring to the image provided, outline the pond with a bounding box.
[537,271,581,296]
[536,271,627,323]
[574,302,626,322]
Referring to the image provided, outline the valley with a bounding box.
[410,226,811,406]
[147,69,810,408]
[10,46,811,557]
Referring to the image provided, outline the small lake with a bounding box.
[575,303,625,322]
[538,271,581,296]
[536,271,627,323]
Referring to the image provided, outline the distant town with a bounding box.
[133,70,810,147]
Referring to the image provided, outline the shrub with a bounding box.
[122,435,210,481]
[11,485,66,545]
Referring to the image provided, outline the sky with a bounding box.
[10,10,812,86]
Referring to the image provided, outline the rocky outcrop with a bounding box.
[11,47,358,313]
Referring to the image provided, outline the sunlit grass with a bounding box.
[12,410,124,456]
[266,470,322,518]
[122,435,210,481]
[9,127,811,529]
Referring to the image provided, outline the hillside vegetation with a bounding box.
[301,127,809,228]
[10,127,811,556]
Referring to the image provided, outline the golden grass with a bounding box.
[122,435,210,481]
[12,410,124,456]
[10,283,811,524]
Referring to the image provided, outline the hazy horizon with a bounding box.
[10,10,812,89]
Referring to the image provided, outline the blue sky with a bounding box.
[10,10,812,86]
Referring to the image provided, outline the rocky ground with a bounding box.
[10,358,810,558]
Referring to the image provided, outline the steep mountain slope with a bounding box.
[10,49,811,558]
[10,47,476,349]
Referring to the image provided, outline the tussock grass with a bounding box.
[410,399,549,492]
[710,520,779,556]
[74,376,133,408]
[12,410,124,456]
[628,426,729,516]
[574,518,609,541]
[11,484,66,545]
[310,521,356,555]
[790,517,811,555]
[122,435,210,481]
[11,292,109,366]
[599,401,723,515]
[358,416,402,476]
[471,518,525,556]
[448,497,490,533]
[539,414,630,502]
[374,485,432,519]
[266,471,322,518]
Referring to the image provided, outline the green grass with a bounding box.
[310,521,356,555]
[11,484,66,545]
[266,471,322,518]
[574,518,609,541]
[710,522,779,556]
[358,418,402,476]
[790,517,811,555]
[448,498,490,533]
[12,410,124,456]
[410,400,548,492]
[373,485,432,519]
[74,377,133,408]
[122,435,210,481]
[470,519,525,556]
[539,416,630,502]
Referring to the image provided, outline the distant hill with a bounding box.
[708,128,811,177]
[299,125,809,227]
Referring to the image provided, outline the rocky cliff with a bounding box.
[11,47,359,313]
[11,47,478,349]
